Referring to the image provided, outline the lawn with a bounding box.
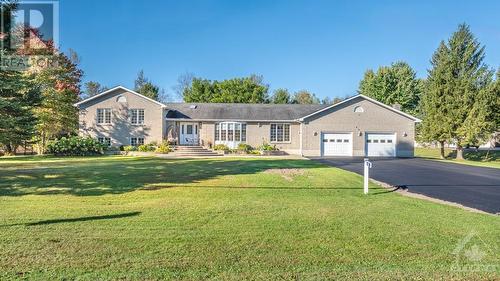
[0,156,498,280]
[416,147,500,169]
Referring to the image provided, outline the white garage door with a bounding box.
[322,133,353,156]
[366,133,396,157]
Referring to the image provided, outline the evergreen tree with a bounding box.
[271,88,291,104]
[0,71,40,154]
[358,61,422,115]
[421,24,496,160]
[83,81,107,98]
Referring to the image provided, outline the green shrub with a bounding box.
[138,144,155,152]
[47,136,104,156]
[259,142,278,151]
[213,144,230,151]
[123,145,137,152]
[155,142,171,154]
[237,143,252,153]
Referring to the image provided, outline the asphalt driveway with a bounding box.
[311,157,500,214]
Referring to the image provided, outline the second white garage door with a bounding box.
[322,133,353,156]
[366,133,396,157]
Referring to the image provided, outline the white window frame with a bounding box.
[130,109,145,125]
[97,137,111,147]
[270,123,290,143]
[130,137,145,146]
[97,108,112,124]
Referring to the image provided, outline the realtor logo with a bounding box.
[1,0,59,51]
[451,230,498,272]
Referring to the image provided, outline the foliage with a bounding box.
[123,145,137,152]
[259,142,278,151]
[292,90,320,104]
[173,72,195,100]
[420,24,496,160]
[134,70,165,101]
[0,71,41,154]
[183,75,269,103]
[237,143,253,153]
[83,81,107,98]
[358,61,422,116]
[155,141,171,154]
[271,88,291,104]
[213,144,230,151]
[34,49,83,153]
[138,144,156,152]
[46,136,104,156]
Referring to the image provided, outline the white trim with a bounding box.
[166,118,299,122]
[74,86,166,107]
[297,94,421,122]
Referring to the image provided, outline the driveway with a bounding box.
[311,157,500,214]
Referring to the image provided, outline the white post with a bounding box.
[363,158,372,194]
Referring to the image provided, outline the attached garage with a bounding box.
[366,133,396,157]
[322,133,353,156]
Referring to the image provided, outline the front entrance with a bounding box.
[179,122,199,145]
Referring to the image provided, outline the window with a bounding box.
[97,108,111,124]
[235,123,241,141]
[186,124,193,134]
[215,123,220,141]
[270,124,290,142]
[221,123,227,141]
[343,139,349,143]
[131,109,145,125]
[354,106,364,113]
[227,123,234,141]
[130,137,144,146]
[387,139,393,143]
[97,137,111,146]
[241,124,246,141]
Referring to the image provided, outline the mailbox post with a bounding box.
[363,158,372,194]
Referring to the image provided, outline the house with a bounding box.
[75,86,421,157]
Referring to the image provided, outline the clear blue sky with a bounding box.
[59,0,500,101]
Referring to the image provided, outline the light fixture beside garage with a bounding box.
[314,132,318,136]
[358,131,363,137]
[403,132,408,137]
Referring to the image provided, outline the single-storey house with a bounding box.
[75,86,421,157]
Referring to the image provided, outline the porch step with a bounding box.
[171,146,221,157]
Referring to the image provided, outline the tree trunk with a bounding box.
[456,145,464,160]
[439,141,445,159]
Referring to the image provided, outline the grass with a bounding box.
[0,155,498,280]
[415,147,500,169]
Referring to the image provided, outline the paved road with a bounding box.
[311,157,500,214]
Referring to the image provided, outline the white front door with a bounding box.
[180,123,199,145]
[366,133,396,157]
[322,133,353,156]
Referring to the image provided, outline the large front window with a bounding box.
[130,109,144,124]
[215,122,247,148]
[97,108,111,124]
[270,123,290,142]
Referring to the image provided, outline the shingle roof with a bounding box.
[164,103,329,121]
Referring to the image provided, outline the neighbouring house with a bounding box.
[75,86,421,157]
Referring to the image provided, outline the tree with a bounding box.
[183,75,269,103]
[358,61,422,115]
[0,71,40,154]
[292,90,320,104]
[34,49,83,153]
[83,81,107,98]
[420,24,496,160]
[173,72,194,100]
[271,88,291,104]
[134,70,148,91]
[133,70,163,101]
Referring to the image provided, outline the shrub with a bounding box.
[155,141,171,154]
[47,136,104,156]
[213,144,230,151]
[237,143,252,153]
[259,142,278,151]
[123,145,136,152]
[138,144,155,152]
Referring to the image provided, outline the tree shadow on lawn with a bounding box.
[1,211,141,227]
[0,157,335,196]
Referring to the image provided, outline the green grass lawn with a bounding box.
[415,147,500,169]
[0,156,498,280]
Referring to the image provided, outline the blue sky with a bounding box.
[59,0,500,101]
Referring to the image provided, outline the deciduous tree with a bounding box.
[271,88,291,104]
[292,90,320,104]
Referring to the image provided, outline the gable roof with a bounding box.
[298,94,422,122]
[165,103,329,122]
[74,86,166,107]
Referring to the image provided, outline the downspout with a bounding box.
[299,121,304,157]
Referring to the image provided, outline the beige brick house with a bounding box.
[75,86,420,157]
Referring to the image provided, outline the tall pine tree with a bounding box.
[421,24,496,159]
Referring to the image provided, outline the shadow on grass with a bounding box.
[1,211,141,227]
[0,157,326,196]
